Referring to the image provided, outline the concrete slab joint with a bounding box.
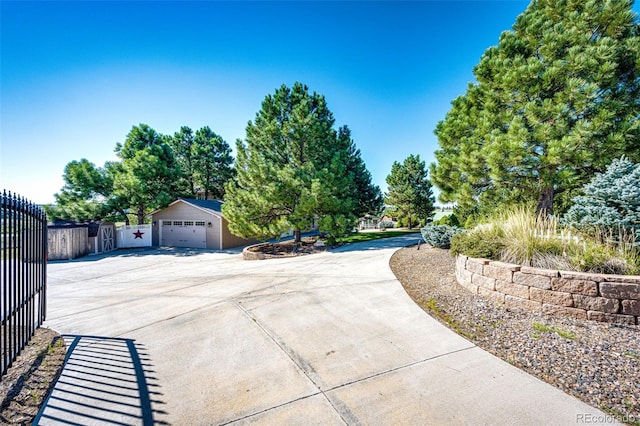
[40,238,620,424]
[456,254,639,325]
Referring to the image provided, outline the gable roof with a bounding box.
[180,198,223,213]
[150,198,224,217]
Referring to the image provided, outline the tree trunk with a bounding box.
[536,187,554,217]
[407,216,412,229]
[137,205,145,225]
[119,209,130,226]
[294,229,301,244]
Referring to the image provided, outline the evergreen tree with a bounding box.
[223,83,373,243]
[385,154,435,229]
[46,159,131,223]
[169,126,197,196]
[338,126,384,217]
[432,0,640,216]
[563,157,640,236]
[113,124,180,224]
[192,126,234,200]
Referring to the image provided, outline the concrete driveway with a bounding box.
[37,236,612,425]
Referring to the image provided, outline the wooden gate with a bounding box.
[101,224,115,252]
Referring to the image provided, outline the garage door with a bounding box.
[160,220,207,248]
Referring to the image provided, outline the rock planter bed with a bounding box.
[242,238,327,260]
[455,255,640,325]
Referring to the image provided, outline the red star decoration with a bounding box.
[133,229,144,239]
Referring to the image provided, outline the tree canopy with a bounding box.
[192,126,235,200]
[431,0,640,218]
[168,126,235,200]
[45,159,129,223]
[48,123,235,225]
[113,124,181,224]
[385,154,435,229]
[223,82,380,243]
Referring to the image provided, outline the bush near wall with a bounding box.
[421,224,463,249]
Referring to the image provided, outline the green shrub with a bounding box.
[377,221,395,230]
[421,225,463,248]
[563,157,640,241]
[451,206,639,274]
[450,226,505,259]
[570,237,639,275]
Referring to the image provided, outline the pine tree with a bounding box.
[338,126,384,217]
[192,126,234,200]
[223,83,375,243]
[169,126,197,196]
[385,154,435,229]
[432,0,640,217]
[113,124,180,224]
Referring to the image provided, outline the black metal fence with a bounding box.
[1,191,47,377]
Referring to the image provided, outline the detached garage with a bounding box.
[151,199,252,250]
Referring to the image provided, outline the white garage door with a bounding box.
[161,220,207,248]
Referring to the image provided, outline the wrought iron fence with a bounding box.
[1,190,47,377]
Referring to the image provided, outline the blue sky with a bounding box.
[1,0,532,204]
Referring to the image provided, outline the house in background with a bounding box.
[150,198,253,250]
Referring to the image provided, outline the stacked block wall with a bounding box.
[455,255,640,325]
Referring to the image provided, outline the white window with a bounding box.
[184,221,194,226]
[195,221,206,226]
[173,221,183,226]
[163,221,172,226]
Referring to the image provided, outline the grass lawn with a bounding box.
[336,229,421,244]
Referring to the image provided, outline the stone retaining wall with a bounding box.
[455,255,640,325]
[242,244,267,260]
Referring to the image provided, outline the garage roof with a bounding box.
[152,198,225,217]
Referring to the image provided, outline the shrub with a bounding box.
[451,206,639,274]
[421,224,463,249]
[563,157,640,241]
[572,240,639,275]
[377,221,395,230]
[495,207,567,266]
[450,226,505,259]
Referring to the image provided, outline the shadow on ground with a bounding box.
[34,335,169,425]
[48,246,245,264]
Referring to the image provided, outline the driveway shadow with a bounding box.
[34,335,169,425]
[48,246,244,264]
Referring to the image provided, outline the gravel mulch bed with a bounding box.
[390,245,640,425]
[0,327,66,425]
[247,237,328,257]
